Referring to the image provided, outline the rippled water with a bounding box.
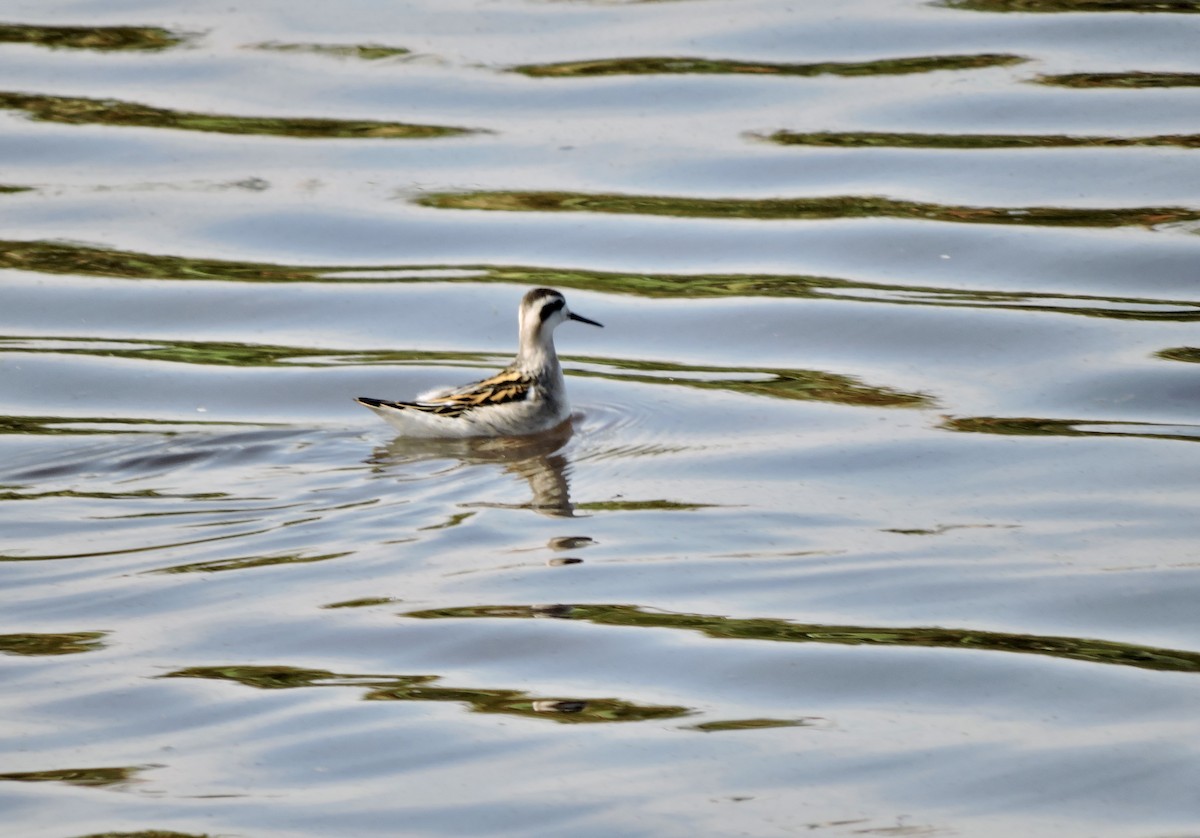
[2,2,1199,836]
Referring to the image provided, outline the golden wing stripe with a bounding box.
[409,369,535,417]
[359,370,535,418]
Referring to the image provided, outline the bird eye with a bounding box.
[539,299,565,322]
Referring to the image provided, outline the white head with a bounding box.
[517,287,602,365]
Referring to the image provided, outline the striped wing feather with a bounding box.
[412,368,534,417]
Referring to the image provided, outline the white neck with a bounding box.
[517,318,559,372]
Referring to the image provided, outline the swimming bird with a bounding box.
[356,287,602,437]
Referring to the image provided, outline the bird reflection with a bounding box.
[370,420,576,517]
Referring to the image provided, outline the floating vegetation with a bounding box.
[0,92,479,139]
[163,665,691,724]
[574,357,932,408]
[251,41,409,60]
[416,190,1200,229]
[0,184,32,193]
[0,631,107,656]
[513,53,1024,78]
[688,718,819,732]
[0,765,153,788]
[759,129,1200,149]
[418,267,1200,321]
[575,499,721,512]
[942,415,1200,443]
[2,242,1197,322]
[0,488,226,503]
[0,23,189,51]
[0,336,350,367]
[148,551,352,575]
[1157,346,1200,363]
[404,603,1200,674]
[0,413,267,437]
[0,240,327,282]
[0,337,930,408]
[322,597,401,609]
[1037,71,1200,88]
[882,523,1012,536]
[418,511,477,531]
[936,0,1200,12]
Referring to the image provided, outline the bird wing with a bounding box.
[362,368,535,418]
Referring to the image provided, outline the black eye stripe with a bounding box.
[539,298,565,322]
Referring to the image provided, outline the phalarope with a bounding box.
[356,287,602,438]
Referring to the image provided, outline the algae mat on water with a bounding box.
[759,129,1200,149]
[415,190,1200,228]
[1035,71,1200,88]
[0,765,156,789]
[942,416,1200,444]
[0,336,931,409]
[2,240,1198,322]
[405,604,1200,675]
[937,0,1200,12]
[163,665,690,724]
[0,631,107,656]
[0,92,479,139]
[0,23,189,51]
[248,41,410,60]
[512,53,1024,78]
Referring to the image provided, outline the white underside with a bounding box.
[363,390,570,438]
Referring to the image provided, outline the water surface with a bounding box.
[2,1,1199,836]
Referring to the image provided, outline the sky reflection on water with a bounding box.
[1,1,1199,836]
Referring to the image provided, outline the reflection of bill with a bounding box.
[374,420,576,517]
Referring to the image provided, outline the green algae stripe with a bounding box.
[575,499,720,512]
[0,338,930,408]
[0,414,274,437]
[513,52,1024,78]
[0,92,478,139]
[942,415,1200,443]
[0,765,155,788]
[162,664,691,724]
[322,597,401,609]
[250,41,410,60]
[403,603,1200,675]
[3,241,1199,322]
[416,190,1200,228]
[573,358,931,407]
[689,718,817,732]
[0,336,495,367]
[148,551,352,575]
[0,336,347,367]
[0,239,331,282]
[0,631,107,656]
[0,23,189,51]
[936,0,1200,11]
[1037,71,1200,88]
[0,488,227,503]
[759,129,1200,149]
[1158,346,1200,363]
[0,184,33,193]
